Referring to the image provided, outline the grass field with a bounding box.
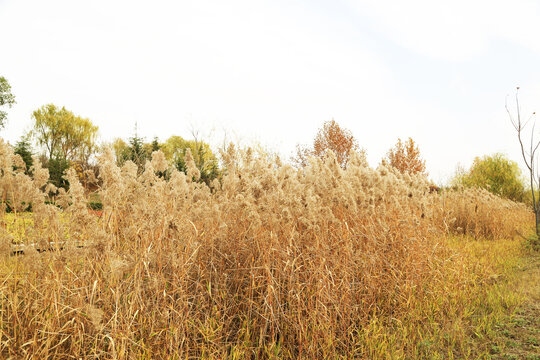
[489,247,539,360]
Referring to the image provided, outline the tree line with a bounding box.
[13,107,221,190]
[0,76,531,206]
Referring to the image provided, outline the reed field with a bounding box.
[0,139,535,359]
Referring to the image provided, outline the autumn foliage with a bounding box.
[386,137,427,175]
[294,119,362,168]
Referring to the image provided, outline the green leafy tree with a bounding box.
[109,138,129,166]
[452,153,526,202]
[162,135,219,184]
[0,77,16,129]
[161,135,189,161]
[13,135,33,174]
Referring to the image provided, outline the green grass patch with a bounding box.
[2,212,33,243]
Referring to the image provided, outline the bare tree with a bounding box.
[506,87,539,237]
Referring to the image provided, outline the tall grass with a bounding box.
[0,140,533,359]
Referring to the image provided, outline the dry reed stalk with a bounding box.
[0,139,533,358]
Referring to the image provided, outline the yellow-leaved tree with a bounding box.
[32,104,98,162]
[31,104,98,188]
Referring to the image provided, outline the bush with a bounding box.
[88,201,103,211]
[3,201,31,213]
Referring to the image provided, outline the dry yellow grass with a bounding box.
[441,187,531,239]
[0,140,534,359]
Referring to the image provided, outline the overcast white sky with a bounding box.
[1,0,540,183]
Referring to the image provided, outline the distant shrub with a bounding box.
[88,201,102,211]
[3,201,31,213]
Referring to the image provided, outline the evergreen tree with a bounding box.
[122,123,148,171]
[14,136,33,174]
[151,137,160,152]
[48,155,70,189]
